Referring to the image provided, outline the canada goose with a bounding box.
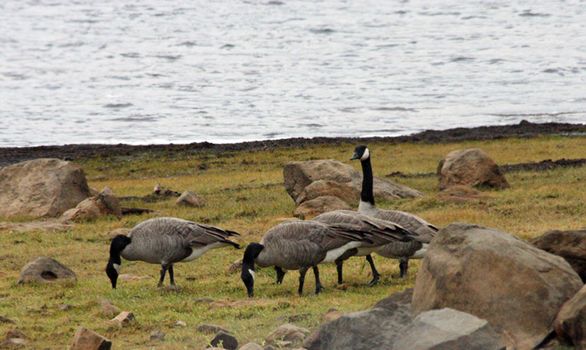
[240,220,374,297]
[350,145,438,283]
[106,217,240,289]
[313,210,423,285]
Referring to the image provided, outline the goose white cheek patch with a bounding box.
[113,264,120,273]
[361,148,370,160]
[248,269,255,280]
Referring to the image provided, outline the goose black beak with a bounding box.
[350,152,359,160]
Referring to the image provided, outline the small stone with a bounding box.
[227,259,242,274]
[210,331,238,350]
[174,320,187,327]
[100,299,120,318]
[176,191,206,208]
[197,324,229,335]
[70,327,112,350]
[18,256,77,285]
[59,304,73,311]
[109,311,135,327]
[323,309,343,322]
[149,330,165,341]
[239,342,263,350]
[6,329,27,341]
[0,316,15,324]
[266,324,309,346]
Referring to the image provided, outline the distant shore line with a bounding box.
[2,121,585,167]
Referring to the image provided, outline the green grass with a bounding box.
[1,135,586,349]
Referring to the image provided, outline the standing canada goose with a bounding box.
[106,217,240,289]
[241,220,374,297]
[312,210,423,285]
[350,145,439,283]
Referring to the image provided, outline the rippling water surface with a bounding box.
[1,0,585,146]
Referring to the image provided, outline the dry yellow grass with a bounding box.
[1,135,585,349]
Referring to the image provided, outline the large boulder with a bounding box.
[532,229,586,282]
[293,196,351,219]
[437,149,509,190]
[18,256,77,285]
[554,285,586,349]
[61,187,122,222]
[304,289,413,350]
[283,159,421,215]
[392,308,504,350]
[0,158,90,218]
[304,288,502,350]
[412,223,582,350]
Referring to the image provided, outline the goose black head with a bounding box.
[351,145,370,161]
[106,234,131,289]
[241,243,264,298]
[105,261,120,289]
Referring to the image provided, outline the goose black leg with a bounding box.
[275,266,286,284]
[158,264,169,287]
[335,260,344,284]
[313,266,323,294]
[334,248,357,285]
[168,264,176,287]
[399,258,409,278]
[298,267,309,296]
[366,255,380,286]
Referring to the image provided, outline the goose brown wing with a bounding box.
[314,210,414,244]
[373,210,437,243]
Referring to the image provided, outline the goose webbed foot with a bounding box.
[367,275,380,287]
[312,266,323,295]
[366,255,380,287]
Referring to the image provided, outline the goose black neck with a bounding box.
[360,157,375,205]
[242,243,264,268]
[109,235,131,265]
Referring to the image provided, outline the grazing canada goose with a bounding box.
[241,220,374,297]
[350,145,439,283]
[106,217,240,289]
[313,210,422,285]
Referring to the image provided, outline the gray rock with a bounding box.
[198,324,229,335]
[412,223,583,350]
[61,187,122,222]
[0,158,91,218]
[438,148,509,190]
[393,308,504,350]
[239,343,263,350]
[304,293,412,350]
[283,159,421,205]
[149,330,165,341]
[532,229,586,282]
[99,299,120,318]
[109,311,135,327]
[266,323,309,347]
[18,257,76,285]
[176,191,205,207]
[210,331,238,350]
[70,327,112,350]
[554,284,586,348]
[293,195,351,219]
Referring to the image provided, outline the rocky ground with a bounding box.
[1,122,586,349]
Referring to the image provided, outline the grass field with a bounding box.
[1,135,586,349]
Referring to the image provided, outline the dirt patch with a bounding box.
[1,121,585,167]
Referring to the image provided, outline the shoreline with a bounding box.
[2,120,585,167]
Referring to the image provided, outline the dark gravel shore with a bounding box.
[1,121,585,167]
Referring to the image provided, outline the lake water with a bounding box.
[1,0,585,147]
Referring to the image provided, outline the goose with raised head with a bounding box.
[106,217,240,289]
[312,209,422,285]
[241,220,373,297]
[349,145,439,283]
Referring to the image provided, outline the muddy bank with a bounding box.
[1,121,585,167]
